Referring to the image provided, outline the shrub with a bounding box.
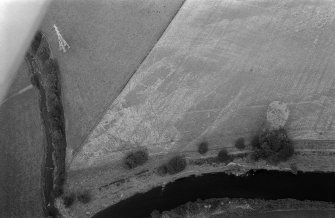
[46,91,60,105]
[50,129,63,142]
[217,149,232,164]
[30,73,40,88]
[123,149,149,169]
[48,103,62,119]
[234,137,245,150]
[43,59,59,80]
[250,128,294,164]
[47,96,62,119]
[47,96,63,131]
[45,74,59,93]
[53,186,63,198]
[62,193,75,208]
[77,191,91,204]
[47,206,58,218]
[290,163,298,175]
[37,45,51,63]
[31,31,42,55]
[42,77,59,95]
[250,134,260,149]
[41,59,60,93]
[150,210,161,218]
[166,155,187,175]
[55,170,65,186]
[156,164,168,176]
[44,59,59,72]
[49,117,62,130]
[49,119,62,134]
[197,142,208,154]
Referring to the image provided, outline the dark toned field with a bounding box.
[0,64,44,218]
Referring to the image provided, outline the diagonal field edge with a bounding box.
[68,0,188,168]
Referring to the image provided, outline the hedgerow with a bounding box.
[250,128,294,164]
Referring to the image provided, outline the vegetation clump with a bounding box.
[290,163,298,175]
[30,73,40,88]
[29,31,49,60]
[43,59,60,93]
[217,149,232,164]
[61,190,91,208]
[250,128,294,164]
[37,43,51,63]
[157,155,187,176]
[166,155,187,175]
[54,186,64,198]
[123,149,149,169]
[31,31,42,55]
[156,164,168,176]
[234,137,245,150]
[197,142,208,154]
[77,191,91,204]
[62,193,75,208]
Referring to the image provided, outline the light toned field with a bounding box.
[0,64,44,218]
[71,0,335,171]
[62,0,335,217]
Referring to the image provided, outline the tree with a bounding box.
[217,149,232,164]
[77,191,91,204]
[234,137,245,150]
[198,142,208,154]
[123,149,149,169]
[166,155,187,175]
[250,128,294,164]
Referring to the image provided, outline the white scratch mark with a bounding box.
[1,85,33,105]
[53,24,70,53]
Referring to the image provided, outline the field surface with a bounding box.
[39,0,185,157]
[3,0,335,217]
[63,0,335,216]
[0,64,44,218]
[71,0,335,171]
